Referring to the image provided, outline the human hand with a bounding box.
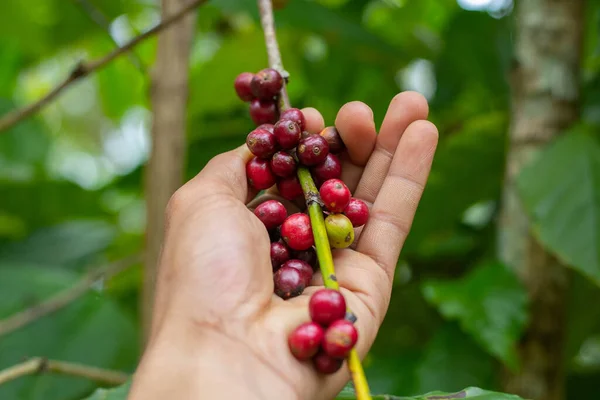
[129,92,438,400]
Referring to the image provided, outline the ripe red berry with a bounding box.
[319,126,345,154]
[312,153,342,183]
[322,319,358,359]
[246,128,278,159]
[257,123,275,133]
[292,247,318,271]
[281,213,314,251]
[254,200,287,229]
[251,68,283,99]
[270,151,297,177]
[280,108,306,131]
[309,289,346,326]
[277,176,304,200]
[246,157,276,190]
[313,351,343,374]
[274,119,301,149]
[319,179,351,213]
[288,322,324,361]
[282,259,313,286]
[271,242,290,272]
[343,198,369,227]
[249,98,278,125]
[297,134,329,166]
[234,72,255,102]
[274,266,305,299]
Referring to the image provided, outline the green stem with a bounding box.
[298,167,339,289]
[298,167,372,400]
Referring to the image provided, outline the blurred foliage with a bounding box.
[0,0,599,399]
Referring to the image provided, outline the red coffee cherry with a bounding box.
[322,319,358,359]
[288,322,324,361]
[281,213,314,251]
[246,157,276,190]
[234,72,255,101]
[309,289,346,326]
[343,198,369,227]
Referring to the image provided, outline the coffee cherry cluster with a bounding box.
[235,68,283,126]
[254,200,318,299]
[288,289,358,374]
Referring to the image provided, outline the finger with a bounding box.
[333,102,377,193]
[335,102,377,166]
[301,107,325,134]
[353,92,429,205]
[356,119,438,278]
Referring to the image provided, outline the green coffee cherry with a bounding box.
[325,214,354,249]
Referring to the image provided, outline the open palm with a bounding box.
[130,92,438,400]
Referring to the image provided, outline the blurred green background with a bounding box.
[0,0,599,399]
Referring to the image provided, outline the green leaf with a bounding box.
[81,380,132,400]
[335,387,526,399]
[82,381,525,400]
[415,324,495,394]
[422,263,528,369]
[517,131,600,285]
[0,220,117,268]
[0,266,138,400]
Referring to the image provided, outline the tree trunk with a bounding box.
[498,1,584,399]
[143,0,197,344]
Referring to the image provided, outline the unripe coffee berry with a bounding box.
[246,128,278,159]
[312,153,342,183]
[280,108,306,131]
[319,126,345,154]
[320,179,351,213]
[282,259,313,287]
[257,123,275,133]
[281,213,314,251]
[313,351,343,374]
[276,176,304,200]
[254,200,287,229]
[325,214,354,249]
[274,119,302,149]
[271,151,297,177]
[271,242,290,272]
[246,157,276,190]
[343,198,369,227]
[251,68,283,99]
[234,72,255,101]
[288,322,324,361]
[274,266,305,299]
[309,289,346,326]
[297,134,329,166]
[249,99,278,125]
[322,319,358,359]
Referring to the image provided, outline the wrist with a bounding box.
[129,322,301,400]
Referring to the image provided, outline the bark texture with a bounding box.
[143,0,197,343]
[498,1,584,399]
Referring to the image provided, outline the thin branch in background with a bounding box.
[257,0,291,110]
[0,0,209,134]
[73,0,147,74]
[0,358,129,386]
[0,254,142,338]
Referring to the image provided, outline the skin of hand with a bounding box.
[128,92,438,400]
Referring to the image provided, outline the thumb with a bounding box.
[186,144,256,203]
